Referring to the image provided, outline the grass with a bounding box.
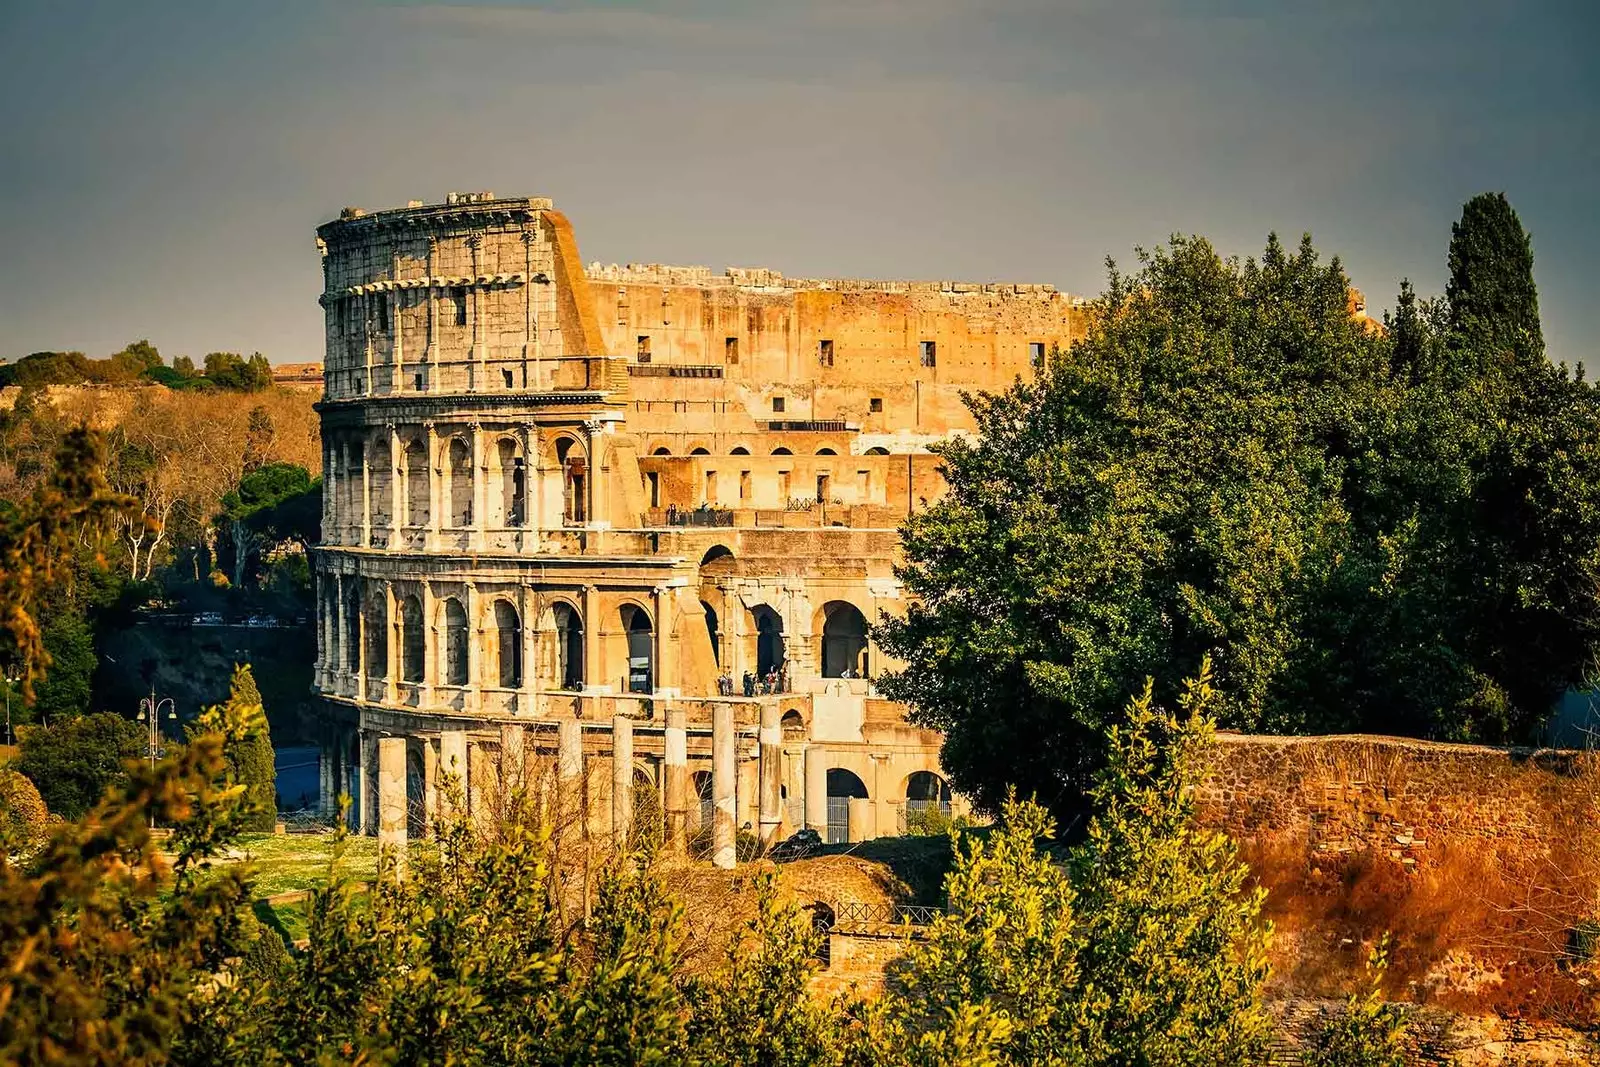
[229,831,382,897]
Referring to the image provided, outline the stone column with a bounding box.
[383,581,398,706]
[468,235,486,386]
[558,718,583,840]
[582,585,602,691]
[422,737,439,837]
[377,736,407,875]
[465,580,482,713]
[359,730,378,836]
[319,745,334,817]
[470,423,486,551]
[388,425,403,547]
[425,422,440,550]
[847,797,874,844]
[758,704,782,849]
[354,585,367,703]
[804,746,828,835]
[652,585,676,696]
[439,729,468,823]
[611,714,633,848]
[521,229,537,385]
[360,439,373,547]
[521,584,538,716]
[712,703,736,869]
[419,580,436,708]
[663,706,688,855]
[425,236,439,393]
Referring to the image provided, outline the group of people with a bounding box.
[714,666,790,696]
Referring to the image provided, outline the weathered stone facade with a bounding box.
[310,192,1084,853]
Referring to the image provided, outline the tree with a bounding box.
[218,463,319,588]
[208,665,276,831]
[1444,192,1543,371]
[13,712,146,819]
[0,769,50,853]
[1302,939,1407,1067]
[859,665,1273,1066]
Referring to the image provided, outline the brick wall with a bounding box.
[1199,733,1600,869]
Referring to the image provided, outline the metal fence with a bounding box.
[824,899,944,937]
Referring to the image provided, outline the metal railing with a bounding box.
[824,899,944,937]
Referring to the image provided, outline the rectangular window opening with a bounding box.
[453,288,468,327]
[816,473,831,502]
[739,470,751,501]
[636,335,652,363]
[376,297,390,332]
[725,337,739,364]
[772,396,785,413]
[919,340,936,367]
[1029,341,1046,369]
[704,470,717,504]
[818,339,834,367]
[646,471,660,508]
[869,397,883,413]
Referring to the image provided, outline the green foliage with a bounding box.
[0,685,260,1064]
[198,666,275,831]
[29,612,96,723]
[1303,938,1408,1067]
[14,711,145,819]
[860,665,1273,1066]
[880,202,1600,814]
[1445,192,1543,371]
[201,352,272,393]
[0,769,50,853]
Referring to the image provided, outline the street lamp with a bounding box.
[3,670,18,748]
[137,691,178,771]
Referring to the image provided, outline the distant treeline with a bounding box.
[0,340,273,392]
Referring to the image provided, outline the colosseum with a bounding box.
[311,191,1090,862]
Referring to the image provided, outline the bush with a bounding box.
[0,769,50,851]
[14,712,145,819]
[1303,938,1408,1067]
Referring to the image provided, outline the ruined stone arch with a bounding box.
[689,446,711,456]
[780,708,806,740]
[489,434,526,528]
[343,581,361,673]
[904,769,952,820]
[818,600,869,678]
[816,447,837,456]
[864,446,890,455]
[771,447,793,456]
[652,446,673,456]
[398,592,425,684]
[552,435,588,524]
[538,597,584,691]
[749,603,786,678]
[367,434,393,529]
[363,588,388,686]
[730,445,750,455]
[618,601,654,694]
[438,596,469,686]
[487,598,522,688]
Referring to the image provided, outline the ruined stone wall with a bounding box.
[1200,733,1600,869]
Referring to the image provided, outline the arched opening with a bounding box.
[699,545,735,579]
[905,771,952,818]
[690,447,711,456]
[751,605,785,679]
[407,744,426,838]
[447,437,473,527]
[344,583,361,673]
[496,437,526,528]
[816,447,837,456]
[701,600,720,666]
[632,766,661,847]
[549,602,584,690]
[692,771,714,833]
[652,446,672,456]
[493,599,522,688]
[825,768,869,844]
[821,601,869,678]
[368,438,392,530]
[865,446,890,456]
[440,598,468,686]
[781,709,805,741]
[364,596,387,687]
[620,604,653,693]
[404,438,428,527]
[323,583,340,669]
[556,437,587,524]
[771,447,792,456]
[730,446,750,455]
[399,594,424,684]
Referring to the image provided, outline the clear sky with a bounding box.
[2,1,1595,367]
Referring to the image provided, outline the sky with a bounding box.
[1,1,1596,367]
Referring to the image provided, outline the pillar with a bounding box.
[438,729,468,823]
[847,797,874,844]
[611,714,633,848]
[758,704,782,849]
[712,703,736,869]
[422,737,439,837]
[465,580,482,712]
[383,581,398,706]
[360,438,372,546]
[470,422,487,550]
[664,706,688,855]
[425,235,439,393]
[804,746,828,834]
[318,745,334,817]
[425,422,440,550]
[558,718,583,839]
[359,730,378,836]
[582,585,602,691]
[388,425,403,546]
[377,736,407,875]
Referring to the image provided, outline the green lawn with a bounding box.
[229,831,382,897]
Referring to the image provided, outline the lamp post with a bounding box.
[3,670,17,748]
[137,689,177,829]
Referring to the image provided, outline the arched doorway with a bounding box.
[621,604,653,693]
[440,597,468,685]
[549,602,583,690]
[825,768,868,844]
[821,601,869,678]
[905,771,951,818]
[404,438,428,527]
[343,583,361,673]
[556,437,587,524]
[446,437,472,527]
[865,446,890,455]
[399,595,424,684]
[751,605,785,679]
[364,595,386,686]
[492,599,521,688]
[495,437,525,528]
[692,770,714,835]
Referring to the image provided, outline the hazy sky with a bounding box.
[2,1,1596,367]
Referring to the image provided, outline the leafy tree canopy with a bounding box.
[13,711,145,820]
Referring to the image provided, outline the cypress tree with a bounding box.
[1444,192,1543,369]
[222,664,277,830]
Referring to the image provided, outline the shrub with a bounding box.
[0,769,50,851]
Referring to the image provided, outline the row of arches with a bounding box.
[650,445,892,457]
